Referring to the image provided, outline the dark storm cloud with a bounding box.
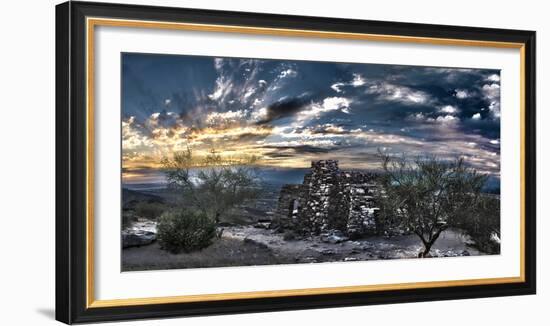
[255,94,313,124]
[263,151,296,159]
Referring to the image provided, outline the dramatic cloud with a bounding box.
[205,110,247,127]
[439,105,459,114]
[455,89,469,99]
[122,116,153,151]
[331,73,366,92]
[482,82,501,119]
[208,75,232,101]
[122,53,501,182]
[255,95,312,124]
[367,82,430,105]
[278,69,297,78]
[296,97,351,121]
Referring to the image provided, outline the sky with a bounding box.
[121,52,501,182]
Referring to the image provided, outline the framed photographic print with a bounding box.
[55,1,536,324]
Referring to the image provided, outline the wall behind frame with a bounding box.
[0,0,546,325]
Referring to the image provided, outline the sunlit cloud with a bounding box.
[296,97,351,121]
[122,116,153,151]
[278,68,297,78]
[205,110,247,127]
[454,89,469,99]
[482,83,501,119]
[488,74,501,82]
[331,73,365,93]
[367,82,430,105]
[439,105,459,114]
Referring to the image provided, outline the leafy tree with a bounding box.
[376,151,488,257]
[161,147,261,224]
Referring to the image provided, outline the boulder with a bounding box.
[321,249,336,255]
[320,231,349,244]
[253,222,270,229]
[243,237,269,250]
[122,230,156,248]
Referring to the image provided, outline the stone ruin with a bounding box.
[274,160,380,239]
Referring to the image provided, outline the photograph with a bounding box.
[51,1,537,323]
[120,53,502,271]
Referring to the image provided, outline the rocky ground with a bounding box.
[122,220,482,271]
[222,225,481,263]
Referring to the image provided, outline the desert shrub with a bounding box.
[157,209,216,254]
[135,201,166,220]
[122,211,137,228]
[457,195,501,254]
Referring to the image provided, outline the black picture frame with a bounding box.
[56,1,536,324]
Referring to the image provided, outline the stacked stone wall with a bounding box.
[275,160,380,237]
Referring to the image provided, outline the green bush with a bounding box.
[157,209,216,254]
[135,201,166,220]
